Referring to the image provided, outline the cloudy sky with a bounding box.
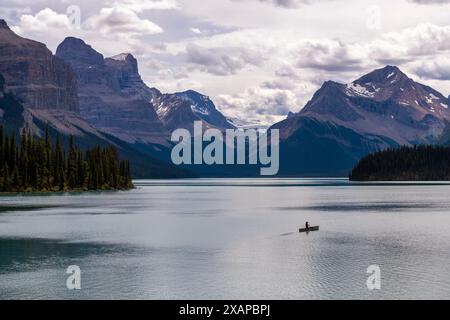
[3,0,450,125]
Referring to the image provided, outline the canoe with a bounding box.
[299,226,319,233]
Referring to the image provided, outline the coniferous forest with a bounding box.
[0,125,133,192]
[349,145,450,181]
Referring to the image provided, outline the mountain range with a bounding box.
[2,18,450,177]
[0,19,237,177]
[55,37,234,141]
[272,65,450,176]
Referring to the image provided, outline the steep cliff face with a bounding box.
[0,70,192,178]
[56,37,168,145]
[56,36,235,144]
[0,20,78,112]
[104,53,162,103]
[0,23,109,138]
[0,25,193,178]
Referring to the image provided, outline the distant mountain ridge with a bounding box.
[154,90,235,133]
[272,66,450,176]
[4,16,450,178]
[174,90,235,129]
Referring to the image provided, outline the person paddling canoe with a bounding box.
[299,223,319,233]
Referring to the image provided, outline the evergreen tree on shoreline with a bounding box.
[349,145,450,181]
[0,125,133,192]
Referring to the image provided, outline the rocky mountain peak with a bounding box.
[343,65,422,103]
[110,53,136,63]
[303,80,346,107]
[106,53,139,75]
[0,26,79,112]
[354,65,409,87]
[0,19,9,29]
[56,37,169,144]
[321,80,345,91]
[153,89,235,131]
[175,90,213,112]
[56,37,104,66]
[272,66,450,176]
[349,66,450,117]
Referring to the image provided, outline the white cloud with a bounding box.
[11,6,164,38]
[84,7,163,36]
[216,75,318,125]
[11,6,165,58]
[11,8,73,34]
[109,0,180,12]
[255,0,328,8]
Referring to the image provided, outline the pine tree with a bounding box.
[1,163,9,191]
[44,124,52,188]
[67,135,78,189]
[350,145,450,181]
[0,125,4,170]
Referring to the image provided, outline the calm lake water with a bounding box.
[1,178,450,300]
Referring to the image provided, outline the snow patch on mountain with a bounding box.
[345,82,375,98]
[110,53,131,61]
[190,101,211,115]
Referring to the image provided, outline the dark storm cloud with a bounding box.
[411,61,450,81]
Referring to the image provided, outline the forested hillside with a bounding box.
[349,145,450,181]
[0,125,133,192]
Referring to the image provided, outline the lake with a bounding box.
[1,178,450,300]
